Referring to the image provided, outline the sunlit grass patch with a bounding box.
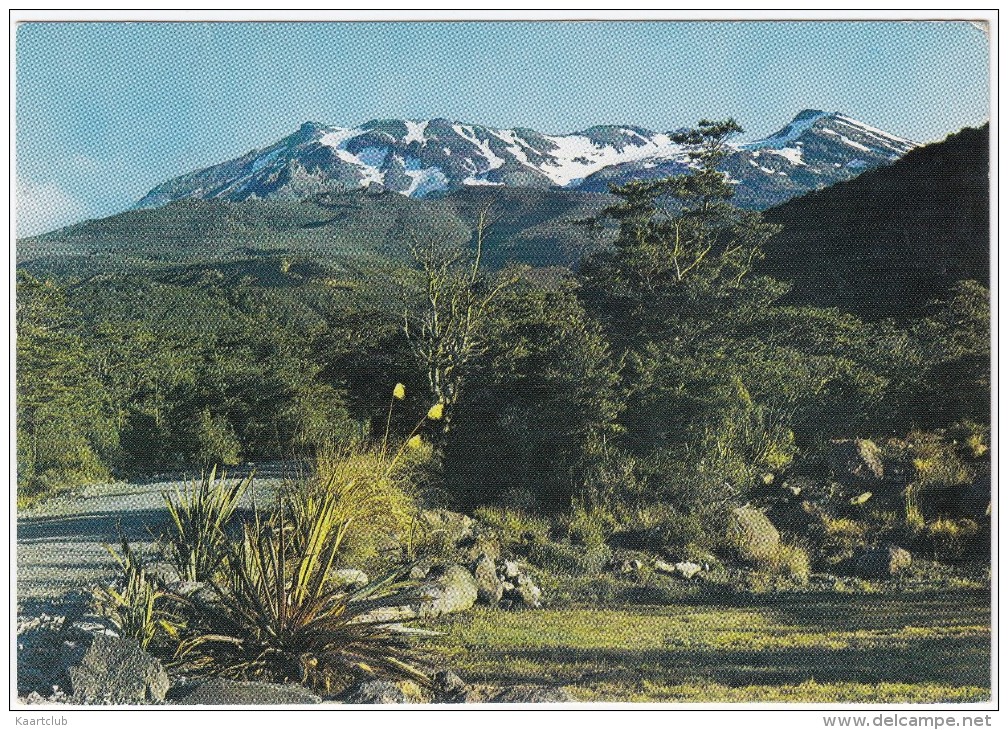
[430,592,990,703]
[576,680,990,704]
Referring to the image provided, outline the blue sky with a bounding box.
[15,20,989,236]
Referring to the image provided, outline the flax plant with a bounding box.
[175,491,432,694]
[93,535,183,651]
[162,466,252,582]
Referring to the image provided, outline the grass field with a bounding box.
[429,590,991,703]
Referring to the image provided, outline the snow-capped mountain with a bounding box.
[577,109,918,207]
[136,110,917,211]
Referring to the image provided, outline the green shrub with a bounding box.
[567,504,618,548]
[907,432,973,489]
[924,518,981,561]
[473,506,550,547]
[17,417,110,503]
[818,515,867,564]
[527,539,614,577]
[769,542,811,583]
[950,420,990,459]
[193,409,242,466]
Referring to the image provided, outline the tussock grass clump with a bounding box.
[904,486,926,535]
[819,515,868,564]
[310,442,423,568]
[766,541,811,583]
[304,382,444,567]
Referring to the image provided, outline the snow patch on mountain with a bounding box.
[834,115,914,149]
[538,131,676,186]
[453,124,506,177]
[319,129,361,149]
[403,120,429,145]
[767,146,804,165]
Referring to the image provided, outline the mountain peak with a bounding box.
[741,110,916,160]
[793,108,832,121]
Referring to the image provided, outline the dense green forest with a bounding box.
[16,121,990,568]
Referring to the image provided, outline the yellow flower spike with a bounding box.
[426,402,444,421]
[393,383,406,400]
[407,435,424,450]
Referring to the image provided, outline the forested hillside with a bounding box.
[761,124,989,317]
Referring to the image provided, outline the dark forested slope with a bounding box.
[760,124,989,317]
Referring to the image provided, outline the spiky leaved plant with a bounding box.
[93,535,183,651]
[162,466,253,582]
[174,490,434,696]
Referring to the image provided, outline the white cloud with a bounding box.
[16,178,88,237]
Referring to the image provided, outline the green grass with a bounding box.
[428,590,990,703]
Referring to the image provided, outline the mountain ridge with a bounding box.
[136,110,917,212]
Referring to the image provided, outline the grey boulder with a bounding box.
[172,678,321,705]
[66,635,170,705]
[489,685,574,703]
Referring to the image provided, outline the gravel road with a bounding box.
[16,464,289,605]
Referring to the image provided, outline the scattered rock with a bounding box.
[653,559,676,575]
[357,563,478,622]
[340,679,416,704]
[171,678,321,705]
[144,561,181,587]
[654,559,702,579]
[431,670,480,703]
[66,635,170,705]
[417,564,478,617]
[855,544,912,579]
[331,568,369,588]
[504,574,542,608]
[17,610,85,698]
[421,509,475,547]
[726,506,781,564]
[20,689,70,705]
[674,561,703,579]
[489,685,574,703]
[501,560,521,580]
[830,438,884,483]
[66,614,119,640]
[613,558,644,574]
[434,669,467,694]
[457,530,502,565]
[472,553,504,605]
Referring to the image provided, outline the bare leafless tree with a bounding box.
[403,198,521,429]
